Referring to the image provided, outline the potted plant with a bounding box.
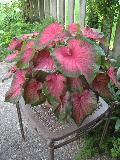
[3,22,120,125]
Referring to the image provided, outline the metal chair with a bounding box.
[16,97,118,160]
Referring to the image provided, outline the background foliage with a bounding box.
[0,1,52,60]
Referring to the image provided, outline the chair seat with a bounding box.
[81,97,109,127]
[19,97,109,140]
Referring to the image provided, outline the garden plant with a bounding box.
[3,22,120,125]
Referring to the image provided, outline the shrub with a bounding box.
[0,1,52,60]
[111,137,120,158]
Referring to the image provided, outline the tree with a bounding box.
[20,0,45,22]
[86,0,99,28]
[86,0,119,54]
[113,10,120,59]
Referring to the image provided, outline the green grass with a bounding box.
[75,136,99,160]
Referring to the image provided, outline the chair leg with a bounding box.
[48,140,54,160]
[99,116,110,146]
[16,102,25,141]
[76,132,81,146]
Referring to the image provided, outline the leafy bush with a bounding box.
[75,122,113,160]
[3,22,120,125]
[0,1,52,59]
[75,136,99,160]
[111,138,120,158]
[76,121,120,159]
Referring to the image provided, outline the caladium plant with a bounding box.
[3,22,120,124]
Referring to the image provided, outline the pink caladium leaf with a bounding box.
[5,70,26,103]
[55,32,70,43]
[12,70,26,86]
[33,32,39,37]
[34,49,56,72]
[92,73,112,98]
[21,49,33,63]
[8,37,17,50]
[2,64,17,82]
[24,40,35,50]
[81,26,104,40]
[72,90,97,124]
[49,32,69,48]
[8,37,22,51]
[68,77,82,89]
[45,73,66,100]
[54,39,100,83]
[19,48,33,67]
[57,92,70,113]
[5,50,19,62]
[17,41,35,69]
[55,92,72,121]
[20,32,38,40]
[24,79,45,105]
[107,66,120,89]
[26,62,34,77]
[67,77,87,92]
[38,22,64,45]
[68,23,78,36]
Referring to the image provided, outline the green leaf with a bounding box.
[42,84,59,108]
[115,119,120,131]
[117,67,120,81]
[110,55,120,68]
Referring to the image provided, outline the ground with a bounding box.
[0,62,110,160]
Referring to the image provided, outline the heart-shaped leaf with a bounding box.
[81,27,104,40]
[72,90,97,124]
[8,37,22,51]
[5,50,18,62]
[55,92,72,121]
[92,73,112,98]
[68,23,78,36]
[38,22,64,45]
[107,66,120,89]
[20,32,38,40]
[5,70,25,103]
[23,79,45,106]
[67,77,84,92]
[54,39,101,83]
[2,64,17,82]
[17,40,35,69]
[34,49,56,72]
[45,73,66,100]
